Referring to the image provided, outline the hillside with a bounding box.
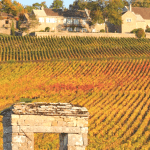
[0,36,150,150]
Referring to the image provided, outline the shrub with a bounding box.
[39,30,45,32]
[45,27,50,32]
[130,29,138,33]
[100,29,105,32]
[145,28,150,32]
[21,28,28,32]
[136,28,145,38]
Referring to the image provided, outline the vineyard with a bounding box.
[0,36,149,150]
[0,36,150,61]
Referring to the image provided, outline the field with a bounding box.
[0,36,150,150]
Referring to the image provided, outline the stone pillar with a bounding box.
[59,133,88,150]
[3,115,34,150]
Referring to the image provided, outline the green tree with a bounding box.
[11,20,15,36]
[104,0,124,26]
[32,1,47,9]
[90,8,104,25]
[51,0,63,10]
[25,5,34,13]
[26,14,41,32]
[73,0,87,10]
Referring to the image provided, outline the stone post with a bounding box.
[1,102,89,150]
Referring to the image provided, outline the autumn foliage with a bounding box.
[0,37,149,150]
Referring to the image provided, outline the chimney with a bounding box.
[129,3,132,12]
[41,6,44,10]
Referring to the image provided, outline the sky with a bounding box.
[16,0,74,9]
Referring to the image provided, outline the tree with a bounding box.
[32,1,47,9]
[11,5,18,16]
[1,0,26,16]
[11,20,15,36]
[73,0,87,10]
[135,28,145,38]
[0,2,2,10]
[90,8,104,25]
[50,0,63,10]
[104,0,124,26]
[25,5,34,13]
[1,0,12,14]
[26,14,41,32]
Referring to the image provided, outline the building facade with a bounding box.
[0,12,17,35]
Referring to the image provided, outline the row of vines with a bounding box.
[0,36,150,61]
[0,59,149,149]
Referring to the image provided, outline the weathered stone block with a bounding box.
[68,146,86,150]
[27,141,34,150]
[53,116,64,121]
[57,121,66,126]
[12,135,26,143]
[18,142,28,150]
[68,134,83,146]
[76,119,88,127]
[82,134,88,146]
[11,114,20,119]
[11,142,19,150]
[66,122,75,127]
[62,127,81,133]
[51,121,58,126]
[80,127,88,133]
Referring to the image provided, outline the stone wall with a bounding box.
[35,31,136,38]
[1,102,89,150]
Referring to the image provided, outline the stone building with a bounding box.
[0,12,17,35]
[21,6,106,33]
[1,102,89,150]
[107,4,150,33]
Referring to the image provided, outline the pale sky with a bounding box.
[15,0,74,9]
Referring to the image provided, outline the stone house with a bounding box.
[22,6,91,32]
[107,4,150,33]
[0,12,17,35]
[21,6,105,33]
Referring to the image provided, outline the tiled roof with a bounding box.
[44,9,87,18]
[0,12,14,18]
[44,9,61,16]
[131,7,150,20]
[62,10,87,18]
[33,9,47,17]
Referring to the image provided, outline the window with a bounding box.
[74,19,79,25]
[67,18,72,24]
[39,18,44,23]
[63,18,66,24]
[68,27,72,31]
[126,19,131,22]
[46,18,50,23]
[5,20,9,24]
[49,18,57,23]
[82,20,86,25]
